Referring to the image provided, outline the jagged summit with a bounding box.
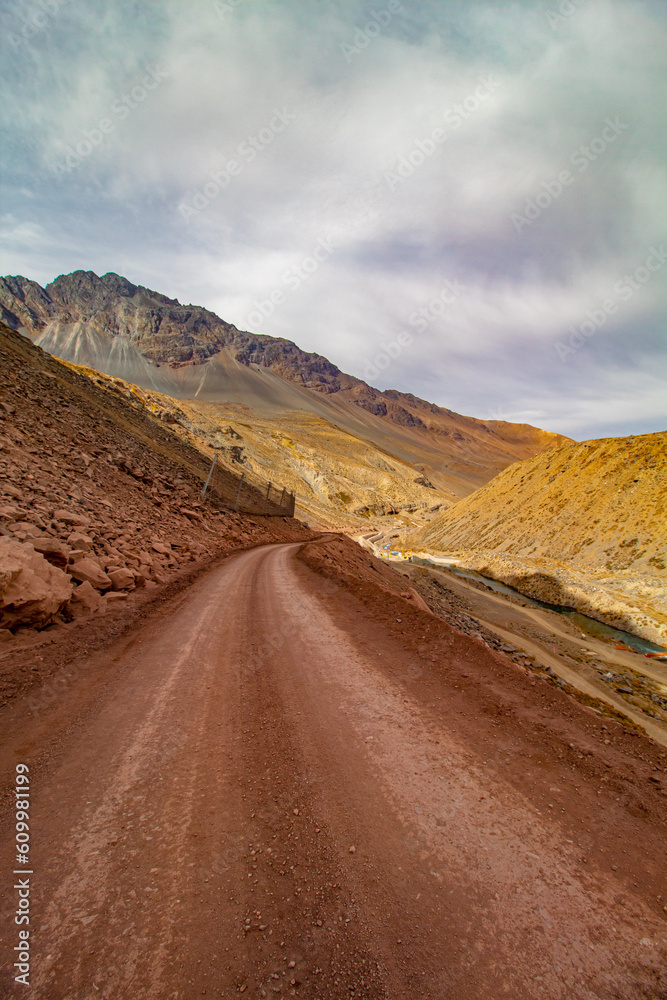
[0,269,570,502]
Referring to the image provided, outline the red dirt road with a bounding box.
[1,541,667,999]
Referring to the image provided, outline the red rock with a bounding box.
[180,508,203,522]
[0,538,73,629]
[31,537,71,569]
[68,557,112,591]
[151,540,171,555]
[53,509,91,527]
[105,592,129,604]
[8,521,43,538]
[67,531,94,552]
[68,580,102,615]
[108,567,135,591]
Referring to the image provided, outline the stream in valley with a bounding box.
[410,557,666,656]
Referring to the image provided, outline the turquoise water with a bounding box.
[410,557,666,656]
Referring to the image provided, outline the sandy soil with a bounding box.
[406,566,667,746]
[1,540,667,999]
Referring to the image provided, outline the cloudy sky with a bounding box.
[1,0,666,440]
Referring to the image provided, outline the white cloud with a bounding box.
[0,0,665,439]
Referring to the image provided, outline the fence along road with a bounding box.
[200,453,296,517]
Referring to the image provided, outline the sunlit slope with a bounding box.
[1,270,570,503]
[410,433,667,576]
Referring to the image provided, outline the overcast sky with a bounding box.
[1,0,666,440]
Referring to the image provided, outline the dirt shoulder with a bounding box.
[297,534,667,799]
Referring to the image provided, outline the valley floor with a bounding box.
[406,564,667,748]
[1,539,667,999]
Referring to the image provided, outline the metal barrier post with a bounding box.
[234,472,245,512]
[201,454,217,499]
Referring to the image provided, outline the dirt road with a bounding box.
[1,542,667,999]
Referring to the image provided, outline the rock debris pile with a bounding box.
[0,324,311,638]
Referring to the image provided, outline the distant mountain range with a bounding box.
[0,269,570,515]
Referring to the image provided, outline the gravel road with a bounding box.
[1,542,666,999]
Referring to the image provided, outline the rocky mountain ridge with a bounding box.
[0,269,569,459]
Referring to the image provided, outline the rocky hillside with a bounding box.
[58,364,458,528]
[410,433,667,574]
[0,271,570,505]
[0,323,311,647]
[408,433,667,644]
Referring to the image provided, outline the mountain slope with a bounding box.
[0,270,570,513]
[0,271,568,524]
[408,433,667,643]
[410,433,667,573]
[55,361,452,528]
[0,321,311,650]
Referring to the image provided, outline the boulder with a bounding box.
[151,540,172,555]
[67,531,93,552]
[8,521,43,538]
[108,567,135,591]
[53,509,91,527]
[32,536,71,569]
[68,557,112,591]
[105,592,129,605]
[67,580,102,616]
[0,538,73,630]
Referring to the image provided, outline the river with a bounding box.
[409,557,666,656]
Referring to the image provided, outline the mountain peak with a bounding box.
[0,268,570,499]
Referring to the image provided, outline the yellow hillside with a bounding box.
[410,432,667,575]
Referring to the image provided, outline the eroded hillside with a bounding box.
[52,363,450,529]
[0,270,570,508]
[408,433,667,643]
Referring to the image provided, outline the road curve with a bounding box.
[1,541,666,999]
